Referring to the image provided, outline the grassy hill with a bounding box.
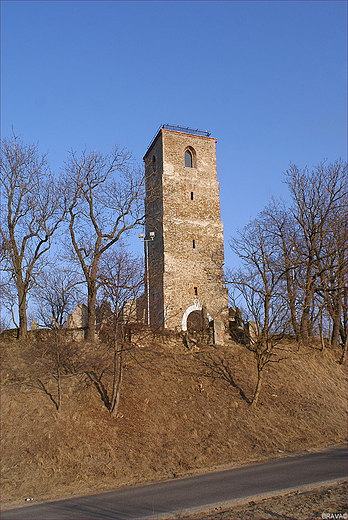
[1,330,347,510]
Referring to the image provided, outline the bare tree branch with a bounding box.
[64,146,146,341]
[1,130,66,337]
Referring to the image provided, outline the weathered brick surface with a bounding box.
[144,128,228,331]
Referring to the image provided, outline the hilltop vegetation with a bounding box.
[1,131,347,365]
[1,331,346,510]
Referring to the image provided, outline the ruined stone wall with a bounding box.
[144,127,228,331]
[67,304,88,330]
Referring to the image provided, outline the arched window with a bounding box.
[185,149,193,168]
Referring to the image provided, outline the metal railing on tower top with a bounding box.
[144,124,211,157]
[162,124,211,137]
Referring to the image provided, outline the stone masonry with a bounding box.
[143,125,229,334]
[67,304,88,330]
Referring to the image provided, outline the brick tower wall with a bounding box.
[144,127,228,331]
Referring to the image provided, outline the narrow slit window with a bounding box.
[193,239,195,249]
[194,287,198,296]
[191,191,194,200]
[185,149,193,168]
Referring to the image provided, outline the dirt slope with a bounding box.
[1,332,347,510]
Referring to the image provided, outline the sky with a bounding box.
[1,0,347,272]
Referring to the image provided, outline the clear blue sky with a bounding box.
[1,0,347,269]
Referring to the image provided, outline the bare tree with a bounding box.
[1,131,66,338]
[26,330,80,411]
[283,159,347,346]
[261,198,301,343]
[1,273,19,329]
[85,246,144,417]
[0,314,12,334]
[97,245,144,323]
[339,287,348,364]
[64,146,145,341]
[225,159,346,379]
[228,213,289,406]
[312,188,348,358]
[32,268,81,329]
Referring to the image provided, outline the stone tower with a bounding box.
[143,124,228,333]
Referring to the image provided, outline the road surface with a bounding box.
[1,446,346,520]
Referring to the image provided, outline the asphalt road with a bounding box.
[1,446,346,520]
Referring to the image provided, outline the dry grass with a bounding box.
[1,332,347,510]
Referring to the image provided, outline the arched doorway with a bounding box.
[182,303,212,331]
[187,310,205,332]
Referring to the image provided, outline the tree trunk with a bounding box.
[110,339,124,418]
[331,294,341,348]
[300,293,312,346]
[110,354,124,418]
[284,269,300,342]
[319,309,325,351]
[17,284,28,339]
[339,288,347,364]
[86,280,97,342]
[56,362,61,412]
[289,298,300,343]
[251,368,263,407]
[300,257,315,346]
[339,335,347,365]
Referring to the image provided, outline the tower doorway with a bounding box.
[182,303,212,331]
[187,310,208,332]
